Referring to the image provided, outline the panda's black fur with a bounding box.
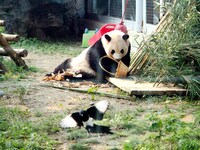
[47,30,131,82]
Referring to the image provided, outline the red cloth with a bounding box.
[88,22,128,46]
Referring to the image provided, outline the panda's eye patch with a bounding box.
[111,50,115,54]
[120,49,124,54]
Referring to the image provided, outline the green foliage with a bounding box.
[0,107,58,149]
[66,129,89,141]
[11,37,84,56]
[0,56,39,81]
[38,114,62,134]
[69,143,91,150]
[0,26,4,33]
[136,0,200,99]
[126,106,200,150]
[87,86,99,100]
[123,139,141,150]
[13,85,28,102]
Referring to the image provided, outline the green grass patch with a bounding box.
[0,27,4,33]
[0,56,39,81]
[65,129,89,141]
[68,143,91,150]
[11,37,84,56]
[121,105,200,150]
[38,114,62,134]
[0,107,59,149]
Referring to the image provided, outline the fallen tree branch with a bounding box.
[0,48,28,57]
[40,84,136,101]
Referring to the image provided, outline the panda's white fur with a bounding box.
[69,47,96,76]
[48,30,131,82]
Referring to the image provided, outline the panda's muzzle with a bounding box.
[113,54,122,61]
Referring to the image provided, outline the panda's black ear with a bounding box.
[105,34,111,42]
[122,35,129,41]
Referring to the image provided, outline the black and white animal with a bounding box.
[47,30,131,82]
[60,100,112,134]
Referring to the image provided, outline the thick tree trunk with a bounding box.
[0,33,28,69]
[0,48,28,57]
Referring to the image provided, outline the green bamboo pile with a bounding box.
[129,0,200,99]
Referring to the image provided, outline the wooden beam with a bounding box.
[107,77,187,96]
[0,48,28,57]
[2,33,20,42]
[0,33,28,69]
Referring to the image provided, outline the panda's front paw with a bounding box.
[73,70,83,78]
[45,73,53,77]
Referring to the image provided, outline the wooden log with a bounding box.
[2,33,20,42]
[0,48,28,57]
[0,62,7,74]
[0,33,28,69]
[0,20,4,26]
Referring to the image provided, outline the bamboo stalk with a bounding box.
[129,11,171,75]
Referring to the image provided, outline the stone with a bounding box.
[0,0,85,40]
[0,90,4,97]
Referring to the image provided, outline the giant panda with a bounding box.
[47,30,131,82]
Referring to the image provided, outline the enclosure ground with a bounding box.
[0,51,199,150]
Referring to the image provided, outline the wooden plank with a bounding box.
[107,77,187,96]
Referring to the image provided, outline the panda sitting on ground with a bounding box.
[46,30,131,82]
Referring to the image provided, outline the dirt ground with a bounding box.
[0,52,197,150]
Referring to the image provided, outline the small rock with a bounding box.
[0,90,4,97]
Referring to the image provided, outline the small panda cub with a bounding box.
[48,30,131,82]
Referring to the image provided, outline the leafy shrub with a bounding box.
[0,107,58,149]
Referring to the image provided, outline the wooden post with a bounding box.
[135,0,143,32]
[0,33,28,69]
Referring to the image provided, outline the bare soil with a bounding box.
[0,52,197,150]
